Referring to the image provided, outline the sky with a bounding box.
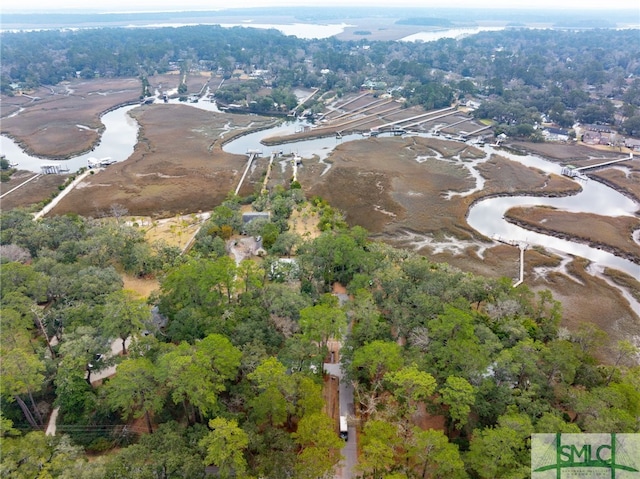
[3,0,639,12]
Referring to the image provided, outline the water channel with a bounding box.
[1,101,639,287]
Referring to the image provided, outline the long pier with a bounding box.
[329,91,371,113]
[327,98,395,125]
[290,88,320,116]
[262,152,276,194]
[236,151,259,196]
[492,235,528,287]
[562,153,634,178]
[436,116,471,132]
[0,173,42,199]
[33,169,94,220]
[461,124,493,138]
[575,153,634,172]
[374,106,457,131]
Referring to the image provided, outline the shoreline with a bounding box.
[1,99,141,161]
[505,215,640,265]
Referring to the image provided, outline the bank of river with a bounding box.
[1,105,139,173]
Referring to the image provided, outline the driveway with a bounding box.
[324,360,357,479]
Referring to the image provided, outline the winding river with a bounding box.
[1,102,639,286]
[0,105,139,173]
[467,144,639,277]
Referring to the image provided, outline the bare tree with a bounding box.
[0,244,31,263]
[110,204,129,224]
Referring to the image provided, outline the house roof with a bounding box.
[546,127,569,136]
[584,124,613,133]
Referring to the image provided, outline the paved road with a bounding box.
[324,361,357,479]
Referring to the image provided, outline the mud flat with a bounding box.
[299,136,638,362]
[511,140,640,203]
[0,170,68,211]
[590,166,640,204]
[1,78,141,158]
[47,104,276,218]
[505,206,640,265]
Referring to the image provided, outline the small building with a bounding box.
[582,130,602,145]
[543,127,570,142]
[624,138,640,151]
[584,124,613,133]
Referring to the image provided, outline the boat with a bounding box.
[88,157,116,168]
[99,158,116,167]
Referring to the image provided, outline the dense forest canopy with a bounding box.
[2,26,640,137]
[1,182,639,477]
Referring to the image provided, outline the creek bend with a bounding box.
[1,102,638,281]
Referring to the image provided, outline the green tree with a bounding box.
[102,289,149,355]
[572,381,640,433]
[534,411,581,433]
[540,339,582,386]
[466,410,533,479]
[104,357,163,434]
[299,301,347,370]
[298,229,368,291]
[127,421,206,479]
[260,283,311,339]
[0,432,85,479]
[246,425,296,479]
[346,289,390,347]
[358,419,401,479]
[247,357,294,427]
[270,231,301,256]
[159,257,238,340]
[55,326,111,424]
[200,417,250,479]
[406,427,467,479]
[158,334,241,422]
[236,259,265,295]
[440,376,476,431]
[0,261,48,303]
[425,306,490,381]
[350,340,404,390]
[293,412,344,479]
[0,343,46,429]
[385,366,437,405]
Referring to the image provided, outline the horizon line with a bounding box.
[3,5,639,13]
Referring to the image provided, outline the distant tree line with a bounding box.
[2,26,639,137]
